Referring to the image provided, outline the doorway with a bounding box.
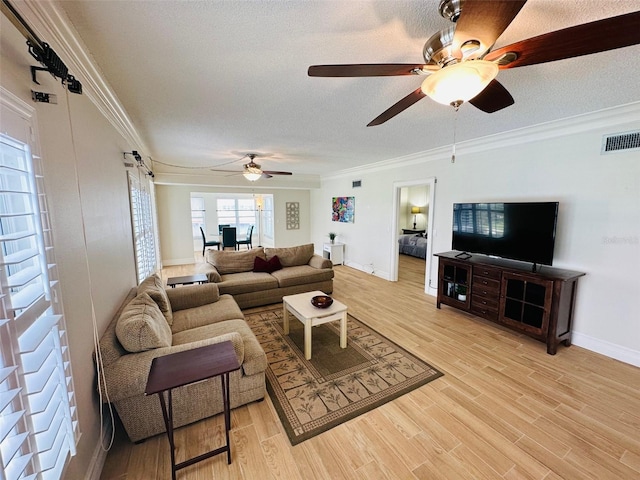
[390,178,436,295]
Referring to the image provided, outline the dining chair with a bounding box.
[200,227,221,255]
[218,224,230,234]
[222,227,237,250]
[236,225,254,250]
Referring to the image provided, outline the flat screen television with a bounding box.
[452,202,559,267]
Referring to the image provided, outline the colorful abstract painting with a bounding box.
[332,196,355,223]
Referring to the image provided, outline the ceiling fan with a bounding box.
[211,153,293,181]
[308,0,640,126]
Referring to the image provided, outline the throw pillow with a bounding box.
[116,292,172,353]
[138,273,173,325]
[253,255,282,273]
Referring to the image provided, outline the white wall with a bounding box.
[1,11,148,480]
[156,184,311,265]
[313,105,640,366]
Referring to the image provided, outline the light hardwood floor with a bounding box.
[100,254,640,479]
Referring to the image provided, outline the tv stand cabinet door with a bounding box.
[499,272,553,341]
[436,258,471,311]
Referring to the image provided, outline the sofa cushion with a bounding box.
[165,283,220,312]
[253,255,282,273]
[264,243,314,267]
[208,247,266,274]
[116,293,172,352]
[270,264,335,288]
[138,274,173,325]
[171,294,244,334]
[217,271,279,296]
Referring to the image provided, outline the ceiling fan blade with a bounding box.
[367,88,426,127]
[262,171,293,176]
[308,64,436,77]
[469,79,514,113]
[453,0,527,58]
[485,10,640,68]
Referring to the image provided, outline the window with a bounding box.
[191,197,205,239]
[262,196,274,241]
[216,198,256,236]
[0,133,78,480]
[127,173,157,283]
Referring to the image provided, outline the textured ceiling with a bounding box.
[58,0,640,182]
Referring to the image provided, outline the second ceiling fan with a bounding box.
[211,153,293,182]
[308,0,640,126]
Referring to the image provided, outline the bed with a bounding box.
[398,233,427,259]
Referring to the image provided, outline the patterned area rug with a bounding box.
[244,305,444,445]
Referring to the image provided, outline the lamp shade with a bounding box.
[411,206,421,214]
[243,167,262,182]
[421,60,498,106]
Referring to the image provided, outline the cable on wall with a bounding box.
[64,88,115,451]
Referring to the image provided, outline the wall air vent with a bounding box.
[601,131,640,154]
[352,180,362,188]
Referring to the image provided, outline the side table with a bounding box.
[166,273,208,288]
[322,242,345,265]
[145,341,240,480]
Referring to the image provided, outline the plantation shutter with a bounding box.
[0,130,78,480]
[127,173,157,283]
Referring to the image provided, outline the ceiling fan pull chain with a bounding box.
[451,108,458,164]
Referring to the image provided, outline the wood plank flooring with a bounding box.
[100,254,640,479]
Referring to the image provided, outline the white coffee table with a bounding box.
[282,291,347,360]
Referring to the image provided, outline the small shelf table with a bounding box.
[145,341,240,480]
[323,242,345,265]
[166,273,208,288]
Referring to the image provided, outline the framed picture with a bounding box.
[332,196,355,223]
[286,202,300,229]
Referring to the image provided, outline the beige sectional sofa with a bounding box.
[98,274,267,442]
[196,243,334,309]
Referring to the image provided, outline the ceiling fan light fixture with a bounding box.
[421,60,498,106]
[243,167,262,181]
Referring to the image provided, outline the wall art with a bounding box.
[286,202,300,229]
[332,196,355,223]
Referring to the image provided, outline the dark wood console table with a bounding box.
[402,228,426,234]
[435,251,585,355]
[145,341,240,479]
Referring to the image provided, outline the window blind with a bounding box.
[0,134,78,480]
[127,173,157,283]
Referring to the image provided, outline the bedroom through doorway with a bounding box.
[390,178,435,294]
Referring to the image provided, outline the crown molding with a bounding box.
[10,0,149,155]
[323,101,640,181]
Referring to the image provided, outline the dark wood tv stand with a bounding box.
[435,251,585,355]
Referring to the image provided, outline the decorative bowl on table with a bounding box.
[311,295,333,308]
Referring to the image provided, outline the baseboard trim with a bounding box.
[572,331,640,368]
[163,257,197,266]
[84,418,113,480]
[344,261,390,281]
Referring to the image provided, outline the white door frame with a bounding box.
[390,177,437,295]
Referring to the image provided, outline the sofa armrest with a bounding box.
[166,283,220,312]
[196,262,222,283]
[308,254,333,269]
[100,331,244,403]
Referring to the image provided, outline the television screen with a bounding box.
[452,202,558,266]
